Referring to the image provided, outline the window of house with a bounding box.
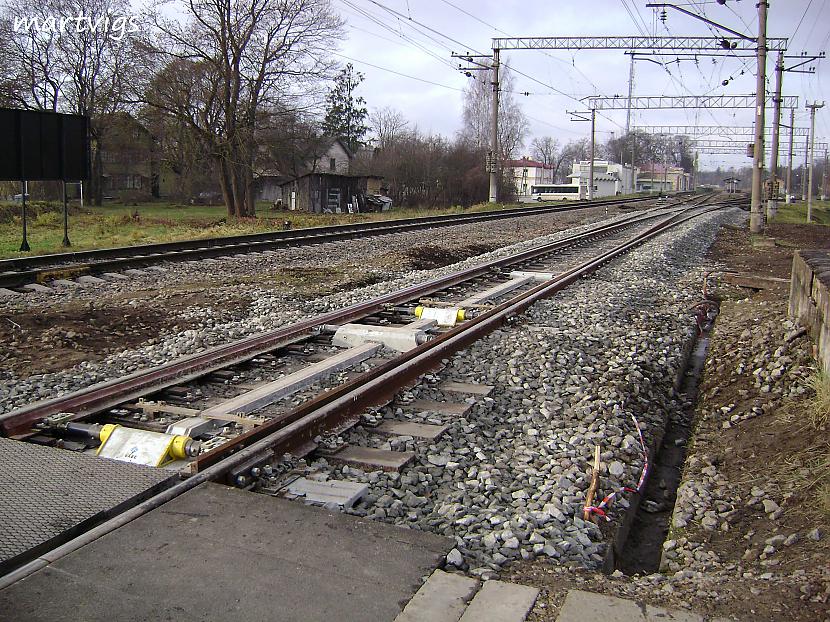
[330,157,336,172]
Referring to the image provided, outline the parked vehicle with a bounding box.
[523,184,582,202]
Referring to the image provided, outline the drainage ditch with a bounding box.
[614,299,718,575]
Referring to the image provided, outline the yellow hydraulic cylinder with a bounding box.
[95,424,199,467]
[414,306,466,324]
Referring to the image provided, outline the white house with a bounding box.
[568,160,636,198]
[504,158,556,197]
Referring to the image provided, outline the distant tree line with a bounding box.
[2,0,707,215]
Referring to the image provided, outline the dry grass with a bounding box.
[807,370,830,429]
[775,370,830,519]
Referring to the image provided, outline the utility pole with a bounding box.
[625,54,635,135]
[767,50,784,219]
[749,0,768,234]
[786,108,795,203]
[802,133,809,201]
[588,108,596,200]
[488,48,500,203]
[807,101,825,222]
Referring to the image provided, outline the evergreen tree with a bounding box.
[323,63,369,151]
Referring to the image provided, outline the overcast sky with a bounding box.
[334,0,830,170]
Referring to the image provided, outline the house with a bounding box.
[278,172,384,213]
[503,157,555,197]
[635,164,691,192]
[312,138,354,174]
[255,137,356,204]
[567,160,636,198]
[99,113,157,200]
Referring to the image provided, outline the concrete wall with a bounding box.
[789,250,830,372]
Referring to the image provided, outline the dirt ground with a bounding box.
[505,219,830,621]
[0,293,251,377]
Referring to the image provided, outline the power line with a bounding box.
[360,0,487,56]
[331,52,467,92]
[790,0,816,43]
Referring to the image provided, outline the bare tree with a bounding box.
[369,106,408,151]
[146,0,343,217]
[460,63,528,160]
[530,135,570,182]
[530,136,558,166]
[1,0,142,203]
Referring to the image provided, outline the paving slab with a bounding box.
[439,381,494,396]
[402,399,472,416]
[459,580,539,622]
[556,590,704,622]
[395,569,478,622]
[0,483,453,622]
[375,420,448,440]
[283,476,368,508]
[329,446,416,471]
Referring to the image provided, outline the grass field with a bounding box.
[0,200,507,258]
[771,199,830,225]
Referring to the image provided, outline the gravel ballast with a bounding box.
[279,208,743,575]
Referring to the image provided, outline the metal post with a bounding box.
[803,133,809,201]
[767,50,784,219]
[749,0,768,233]
[625,54,635,135]
[822,149,828,200]
[61,181,71,247]
[488,48,500,204]
[806,101,825,222]
[19,181,30,252]
[663,143,668,194]
[786,108,795,203]
[588,108,596,200]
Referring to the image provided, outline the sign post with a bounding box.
[0,108,89,253]
[19,181,30,252]
[61,181,70,247]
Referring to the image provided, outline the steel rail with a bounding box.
[0,203,710,438]
[0,198,738,590]
[0,194,670,289]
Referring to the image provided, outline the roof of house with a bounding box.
[277,171,384,186]
[324,137,356,159]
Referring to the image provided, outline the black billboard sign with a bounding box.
[0,108,90,181]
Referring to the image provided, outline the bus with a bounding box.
[524,184,583,202]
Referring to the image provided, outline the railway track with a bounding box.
[0,193,743,586]
[0,193,687,289]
